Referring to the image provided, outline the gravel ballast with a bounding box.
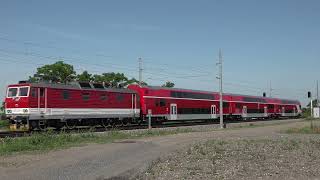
[142,136,320,180]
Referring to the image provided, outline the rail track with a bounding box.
[0,131,31,138]
[0,118,299,138]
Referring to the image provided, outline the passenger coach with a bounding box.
[128,85,302,122]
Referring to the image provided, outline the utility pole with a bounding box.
[217,49,224,129]
[138,57,143,85]
[269,81,273,98]
[317,80,319,107]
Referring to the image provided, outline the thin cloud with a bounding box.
[108,23,161,31]
[29,23,93,42]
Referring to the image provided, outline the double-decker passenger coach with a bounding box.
[128,85,301,122]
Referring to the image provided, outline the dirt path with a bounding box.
[0,119,306,180]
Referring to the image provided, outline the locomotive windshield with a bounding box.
[7,86,30,97]
[7,87,18,97]
[19,87,29,96]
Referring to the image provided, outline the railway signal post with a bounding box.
[308,91,313,117]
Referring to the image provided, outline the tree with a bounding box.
[162,81,175,88]
[0,102,4,113]
[29,61,76,83]
[93,72,128,87]
[126,78,148,86]
[76,71,93,82]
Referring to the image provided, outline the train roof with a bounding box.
[9,82,137,94]
[142,85,300,104]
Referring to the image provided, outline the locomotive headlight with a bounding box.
[23,109,28,113]
[7,110,12,114]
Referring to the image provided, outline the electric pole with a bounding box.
[317,80,319,107]
[269,81,273,98]
[217,49,224,129]
[138,57,143,85]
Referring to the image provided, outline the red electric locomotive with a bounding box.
[4,82,140,130]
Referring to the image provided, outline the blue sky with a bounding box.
[0,0,319,106]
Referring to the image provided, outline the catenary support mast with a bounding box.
[218,49,224,128]
[138,57,143,85]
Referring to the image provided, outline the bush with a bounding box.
[0,119,9,128]
[0,113,6,120]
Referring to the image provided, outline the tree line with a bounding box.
[28,61,175,88]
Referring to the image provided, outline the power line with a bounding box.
[0,35,217,77]
[0,36,311,99]
[143,58,214,75]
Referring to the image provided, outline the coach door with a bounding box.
[38,87,47,114]
[242,106,248,118]
[282,107,285,116]
[170,104,177,120]
[211,105,217,119]
[264,106,268,117]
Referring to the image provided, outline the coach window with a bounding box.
[116,94,124,102]
[31,88,37,97]
[159,99,166,107]
[268,104,274,109]
[62,90,70,100]
[236,103,242,108]
[40,88,45,97]
[223,102,229,108]
[100,94,108,101]
[82,93,90,101]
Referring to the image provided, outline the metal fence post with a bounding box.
[148,109,152,130]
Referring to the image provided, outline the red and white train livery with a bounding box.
[3,82,301,130]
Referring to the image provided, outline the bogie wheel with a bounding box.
[38,124,47,131]
[109,119,116,129]
[89,120,97,129]
[38,121,48,131]
[101,119,109,129]
[66,119,77,129]
[29,121,38,131]
[54,122,65,130]
[122,119,129,126]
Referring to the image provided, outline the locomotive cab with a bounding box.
[5,85,31,131]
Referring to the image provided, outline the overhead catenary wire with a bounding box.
[0,50,305,99]
[0,35,310,102]
[0,36,216,78]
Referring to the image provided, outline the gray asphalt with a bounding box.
[0,119,305,180]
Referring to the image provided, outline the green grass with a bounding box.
[0,128,194,156]
[286,120,320,134]
[0,119,304,156]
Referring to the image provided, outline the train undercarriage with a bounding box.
[6,113,300,131]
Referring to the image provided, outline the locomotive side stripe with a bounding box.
[143,96,299,106]
[5,108,141,115]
